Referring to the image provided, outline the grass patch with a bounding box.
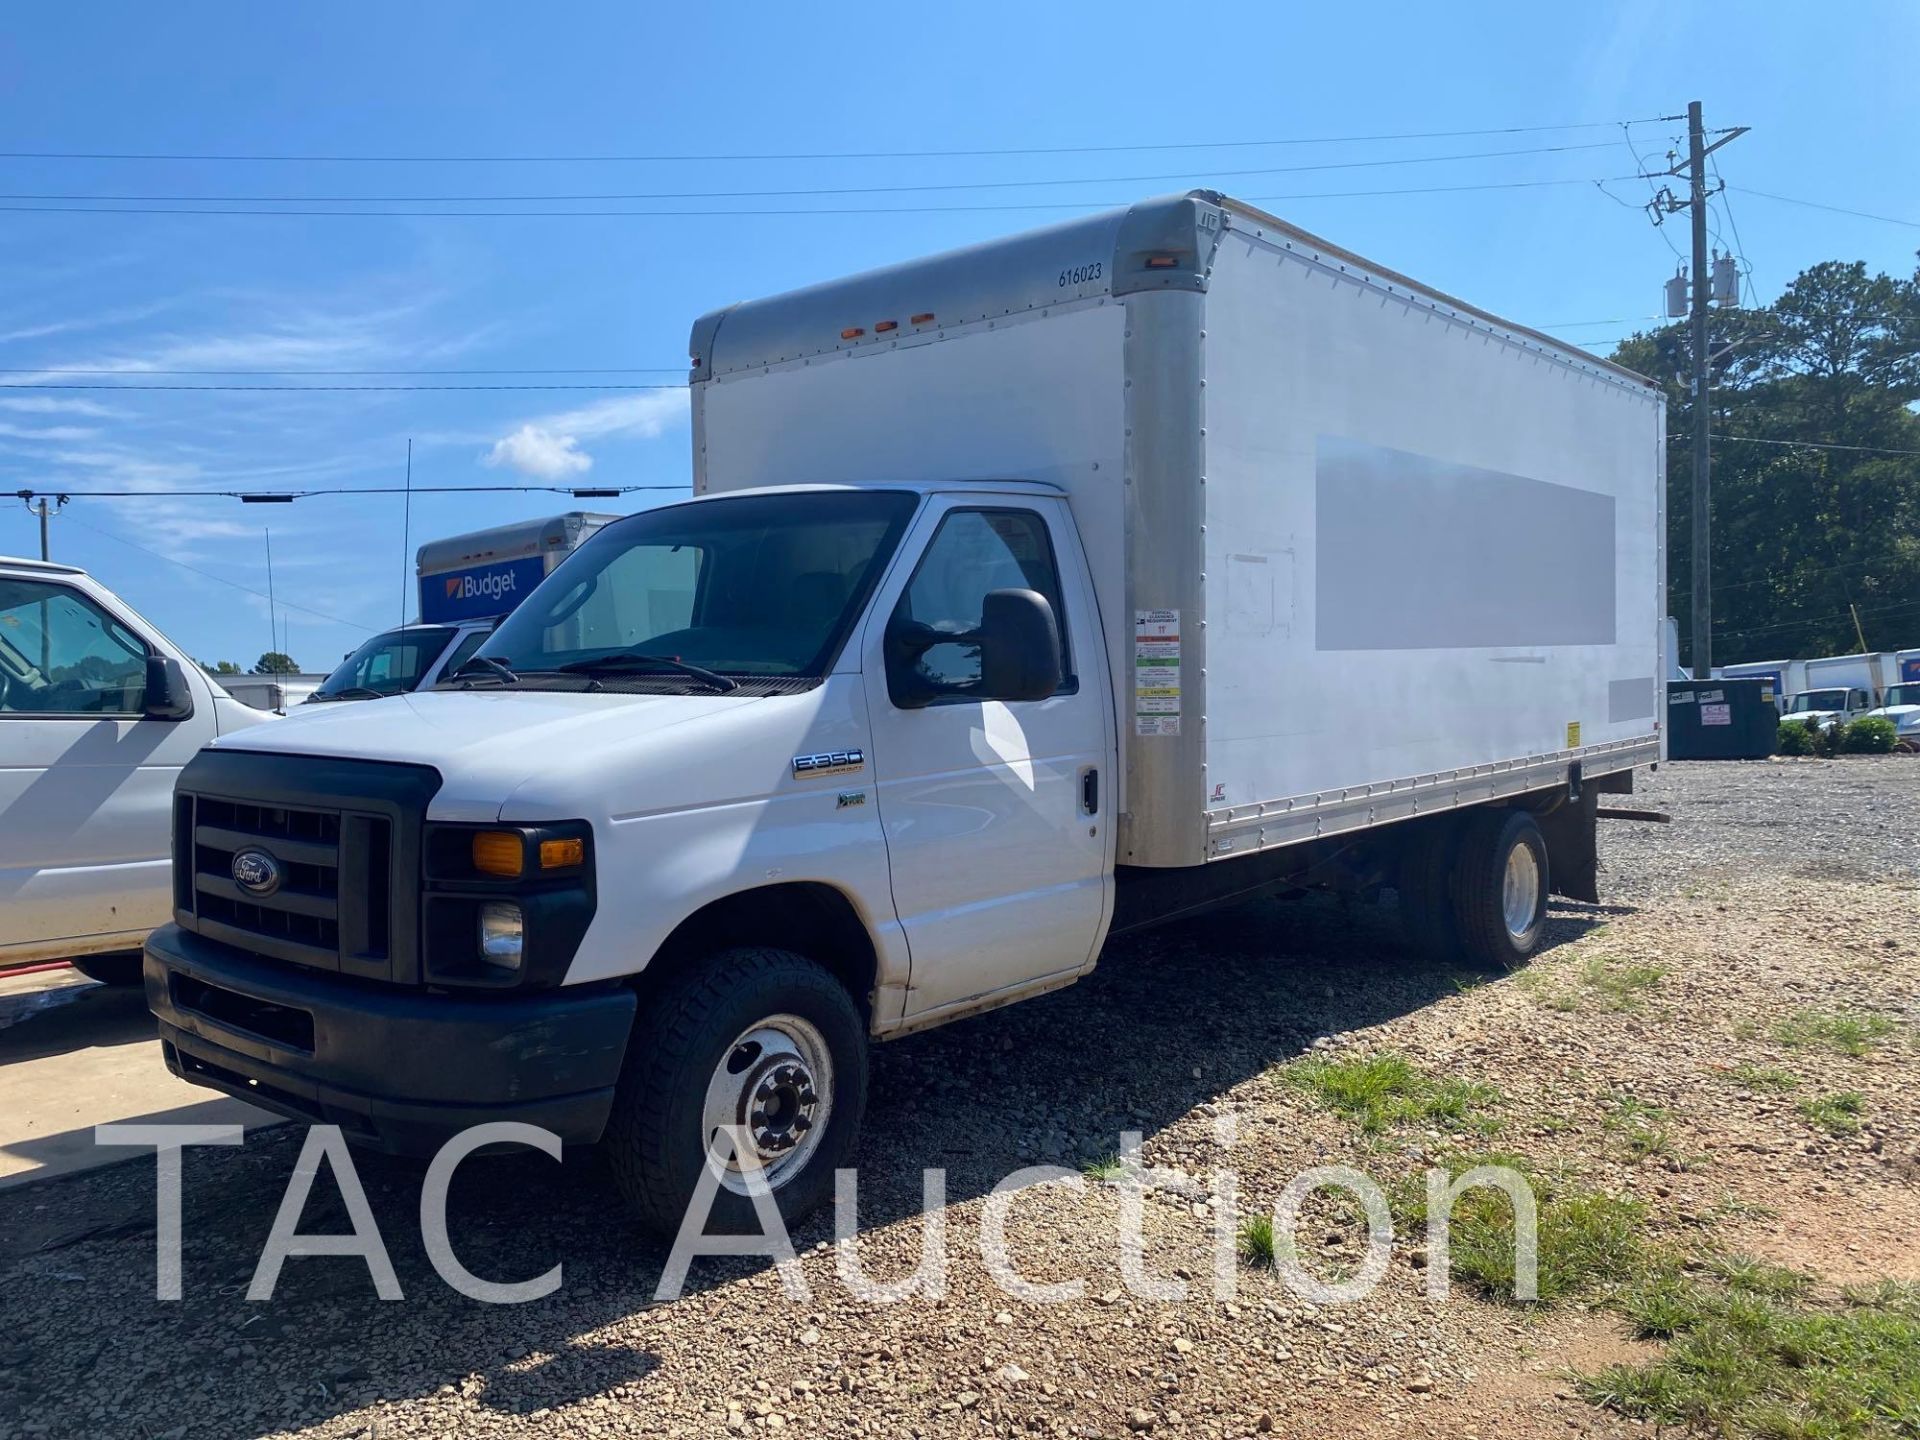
[1581,1275,1920,1439]
[1389,1154,1648,1304]
[1798,1091,1868,1138]
[1772,1009,1897,1058]
[1081,1153,1126,1182]
[1237,1214,1276,1269]
[1281,1053,1500,1135]
[1731,1064,1801,1094]
[1527,955,1667,1014]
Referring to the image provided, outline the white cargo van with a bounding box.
[145,193,1664,1232]
[0,556,270,981]
[306,514,616,704]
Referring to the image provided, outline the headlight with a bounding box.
[478,901,524,970]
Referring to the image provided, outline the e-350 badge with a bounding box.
[792,748,865,778]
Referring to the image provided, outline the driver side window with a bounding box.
[886,508,1071,706]
[0,579,149,716]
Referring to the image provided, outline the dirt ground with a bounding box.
[1,757,1915,1439]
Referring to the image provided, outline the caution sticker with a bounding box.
[1134,609,1181,737]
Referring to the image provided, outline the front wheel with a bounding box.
[1448,809,1551,971]
[603,947,868,1237]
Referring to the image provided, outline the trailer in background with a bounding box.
[1719,658,1804,712]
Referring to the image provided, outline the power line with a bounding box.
[60,511,378,632]
[16,483,688,499]
[1,381,685,392]
[0,140,1628,205]
[0,119,1675,165]
[1734,186,1920,231]
[0,175,1646,220]
[0,366,684,377]
[1714,597,1920,644]
[1714,433,1920,458]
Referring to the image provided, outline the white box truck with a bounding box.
[306,513,617,703]
[145,193,1665,1233]
[1785,652,1886,726]
[1720,658,1805,713]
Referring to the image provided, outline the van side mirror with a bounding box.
[978,588,1063,702]
[144,655,196,720]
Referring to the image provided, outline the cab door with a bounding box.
[859,495,1113,1018]
[0,575,211,961]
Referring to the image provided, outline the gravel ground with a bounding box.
[2,757,1916,1440]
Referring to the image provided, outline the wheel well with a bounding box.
[640,883,880,1017]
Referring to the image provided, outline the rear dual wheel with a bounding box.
[1398,809,1550,972]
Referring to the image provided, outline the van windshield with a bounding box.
[476,490,919,684]
[313,626,455,700]
[1787,689,1849,714]
[1882,684,1919,708]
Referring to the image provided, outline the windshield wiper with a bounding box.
[449,655,518,685]
[553,652,740,693]
[316,686,388,701]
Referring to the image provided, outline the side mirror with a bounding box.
[885,588,1063,708]
[143,655,196,721]
[978,588,1063,702]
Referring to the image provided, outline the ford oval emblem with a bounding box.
[230,848,284,898]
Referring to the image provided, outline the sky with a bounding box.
[1,2,1917,672]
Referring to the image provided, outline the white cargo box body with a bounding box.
[692,191,1666,867]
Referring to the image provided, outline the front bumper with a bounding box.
[146,923,635,1155]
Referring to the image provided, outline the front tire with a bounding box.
[1448,809,1550,971]
[604,947,868,1238]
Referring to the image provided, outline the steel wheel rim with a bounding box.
[701,1013,834,1195]
[1502,842,1542,940]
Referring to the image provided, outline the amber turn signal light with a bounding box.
[471,831,524,878]
[539,837,585,870]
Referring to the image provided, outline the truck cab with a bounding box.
[1785,687,1873,727]
[1866,682,1920,749]
[0,555,270,981]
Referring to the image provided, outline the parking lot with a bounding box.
[2,757,1916,1439]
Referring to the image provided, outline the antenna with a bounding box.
[400,437,413,632]
[264,525,279,668]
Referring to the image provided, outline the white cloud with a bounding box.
[481,389,688,479]
[483,425,594,480]
[0,396,118,417]
[0,421,100,442]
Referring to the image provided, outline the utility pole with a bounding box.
[21,493,67,561]
[1647,104,1749,680]
[1686,102,1713,681]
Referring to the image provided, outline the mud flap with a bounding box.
[1539,787,1600,904]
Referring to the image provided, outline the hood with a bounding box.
[1867,703,1920,725]
[213,687,745,822]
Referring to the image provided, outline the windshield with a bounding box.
[313,626,455,699]
[476,490,918,683]
[1882,684,1919,708]
[1788,689,1849,714]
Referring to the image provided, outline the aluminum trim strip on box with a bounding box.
[1204,735,1660,858]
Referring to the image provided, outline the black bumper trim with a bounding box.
[146,923,635,1155]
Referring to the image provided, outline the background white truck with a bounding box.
[1784,651,1889,726]
[145,192,1664,1233]
[306,512,616,703]
[0,556,269,980]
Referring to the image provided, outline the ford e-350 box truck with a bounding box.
[146,191,1665,1233]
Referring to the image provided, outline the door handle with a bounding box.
[1079,766,1099,816]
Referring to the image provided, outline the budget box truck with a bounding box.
[306,513,617,703]
[145,192,1665,1233]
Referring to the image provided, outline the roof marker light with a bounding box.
[910,313,935,325]
[874,320,898,334]
[840,327,865,340]
[1145,254,1180,269]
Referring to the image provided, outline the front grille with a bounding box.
[176,792,392,974]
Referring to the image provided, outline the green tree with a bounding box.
[201,659,242,676]
[1611,254,1920,666]
[251,651,300,675]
